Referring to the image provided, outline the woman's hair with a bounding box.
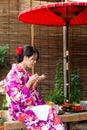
[15,45,39,63]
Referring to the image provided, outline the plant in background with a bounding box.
[0,45,10,77]
[45,59,64,105]
[0,45,10,110]
[45,59,81,105]
[1,95,8,110]
[70,69,81,103]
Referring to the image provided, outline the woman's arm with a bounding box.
[4,72,34,107]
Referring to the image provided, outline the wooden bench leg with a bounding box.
[66,122,72,130]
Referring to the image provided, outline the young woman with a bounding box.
[4,45,65,130]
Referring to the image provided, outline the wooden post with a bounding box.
[63,0,70,103]
[63,27,67,102]
[30,0,35,74]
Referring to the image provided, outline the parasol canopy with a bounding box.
[18,2,87,26]
[71,0,87,2]
[18,1,87,102]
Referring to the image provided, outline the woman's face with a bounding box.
[24,54,37,69]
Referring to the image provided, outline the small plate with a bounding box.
[58,110,65,115]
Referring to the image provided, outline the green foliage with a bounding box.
[1,95,8,110]
[0,45,10,110]
[45,59,64,104]
[70,69,81,103]
[0,45,10,75]
[45,59,81,104]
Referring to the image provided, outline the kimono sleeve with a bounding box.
[4,71,34,106]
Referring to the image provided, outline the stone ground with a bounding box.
[70,121,87,130]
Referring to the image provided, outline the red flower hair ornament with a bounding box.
[16,47,23,55]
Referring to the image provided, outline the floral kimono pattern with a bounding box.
[4,64,66,130]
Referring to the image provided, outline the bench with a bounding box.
[0,110,27,130]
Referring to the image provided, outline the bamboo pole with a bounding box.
[30,0,35,74]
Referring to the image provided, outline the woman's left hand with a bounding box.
[32,78,39,89]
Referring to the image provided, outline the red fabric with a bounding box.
[53,113,62,125]
[18,2,87,26]
[18,113,29,121]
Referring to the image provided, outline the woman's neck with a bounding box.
[19,62,26,71]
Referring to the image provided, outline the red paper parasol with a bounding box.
[18,1,87,102]
[18,2,87,26]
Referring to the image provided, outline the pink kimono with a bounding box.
[4,64,65,130]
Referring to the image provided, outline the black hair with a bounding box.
[15,45,39,63]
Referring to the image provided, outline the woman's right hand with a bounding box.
[26,73,39,89]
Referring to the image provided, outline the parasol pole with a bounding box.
[65,24,70,103]
[30,0,35,74]
[63,27,70,103]
[63,26,67,103]
[63,0,70,103]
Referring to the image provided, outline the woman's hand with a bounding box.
[32,74,46,89]
[26,73,46,89]
[26,73,39,89]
